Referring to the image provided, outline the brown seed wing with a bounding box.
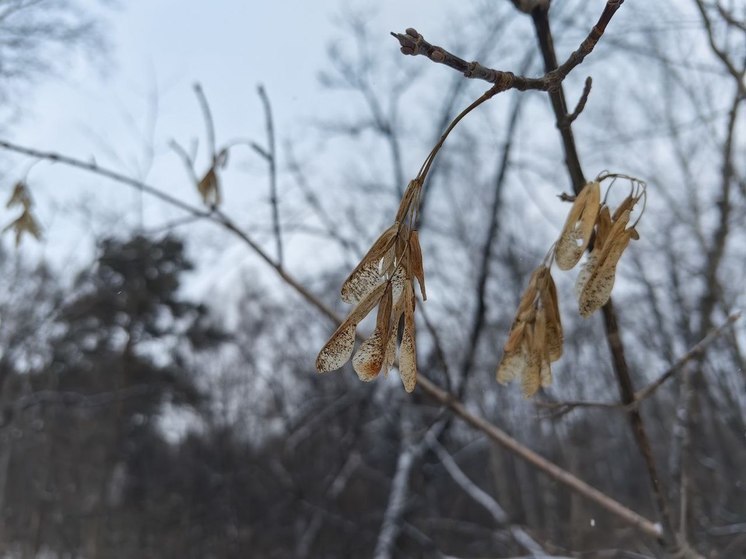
[341,225,397,304]
[399,283,418,393]
[540,273,563,362]
[612,194,637,222]
[497,349,525,385]
[522,351,542,398]
[349,282,388,324]
[555,181,600,270]
[197,168,220,206]
[409,231,427,301]
[575,252,599,303]
[316,322,357,373]
[578,229,633,317]
[596,205,612,246]
[353,327,386,381]
[504,320,527,354]
[540,359,552,388]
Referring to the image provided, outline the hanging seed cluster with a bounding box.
[498,174,646,397]
[316,179,426,392]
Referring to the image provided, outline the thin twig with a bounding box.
[169,139,200,184]
[193,82,217,160]
[391,0,624,93]
[0,139,207,217]
[634,312,741,402]
[692,0,746,94]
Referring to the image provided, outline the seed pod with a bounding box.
[341,224,398,304]
[555,181,601,270]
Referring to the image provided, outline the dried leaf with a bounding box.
[315,283,387,373]
[353,327,386,381]
[341,261,383,306]
[504,321,526,354]
[578,228,634,317]
[522,350,541,398]
[197,167,221,207]
[3,209,42,246]
[516,267,543,315]
[575,252,599,301]
[540,272,563,362]
[399,283,417,393]
[383,322,398,377]
[341,224,397,304]
[390,262,408,306]
[409,230,427,300]
[611,194,637,222]
[555,181,600,270]
[394,180,422,224]
[6,182,30,209]
[348,282,388,324]
[376,285,393,341]
[316,322,357,373]
[497,349,525,384]
[596,205,612,245]
[540,359,552,388]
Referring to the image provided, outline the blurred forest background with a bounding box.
[0,0,745,557]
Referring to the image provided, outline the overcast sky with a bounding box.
[4,0,448,279]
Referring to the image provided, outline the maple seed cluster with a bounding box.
[498,175,646,397]
[315,179,426,392]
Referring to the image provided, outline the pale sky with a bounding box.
[4,0,447,280]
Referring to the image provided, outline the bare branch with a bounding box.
[693,0,746,93]
[256,84,283,266]
[0,139,207,217]
[193,82,217,160]
[391,1,624,92]
[564,76,593,127]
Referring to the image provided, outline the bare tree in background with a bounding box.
[0,0,108,122]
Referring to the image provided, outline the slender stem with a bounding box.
[257,84,283,266]
[0,140,207,217]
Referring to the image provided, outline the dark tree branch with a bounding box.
[564,76,593,127]
[391,0,623,102]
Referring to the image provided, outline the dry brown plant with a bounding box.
[497,264,562,397]
[498,173,646,397]
[314,86,499,391]
[315,178,425,392]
